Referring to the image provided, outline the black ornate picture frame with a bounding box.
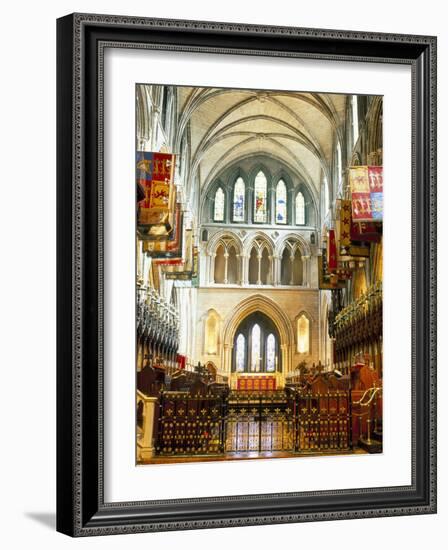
[56,13,437,536]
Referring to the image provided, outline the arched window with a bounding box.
[213,187,225,222]
[266,334,276,372]
[275,179,287,224]
[250,324,261,372]
[235,334,246,372]
[297,314,310,354]
[248,239,272,285]
[281,241,303,285]
[232,312,280,373]
[296,192,305,225]
[233,177,245,222]
[253,170,267,223]
[213,237,241,285]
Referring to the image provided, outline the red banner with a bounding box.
[350,221,382,242]
[338,199,352,255]
[327,229,337,271]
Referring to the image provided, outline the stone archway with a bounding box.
[221,294,294,380]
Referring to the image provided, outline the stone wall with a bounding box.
[194,286,320,376]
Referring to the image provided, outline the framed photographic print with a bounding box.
[56,13,437,536]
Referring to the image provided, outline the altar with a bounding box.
[229,371,283,391]
[236,375,276,391]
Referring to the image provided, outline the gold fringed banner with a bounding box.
[136,151,176,234]
[337,199,372,261]
[142,204,183,258]
[349,165,383,222]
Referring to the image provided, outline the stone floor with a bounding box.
[138,448,367,465]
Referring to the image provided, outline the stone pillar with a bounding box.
[138,396,158,461]
[289,253,295,285]
[236,254,241,285]
[280,343,289,376]
[199,252,208,286]
[210,253,216,284]
[272,255,281,286]
[302,255,310,287]
[309,255,318,288]
[224,251,229,284]
[223,343,232,377]
[241,254,249,286]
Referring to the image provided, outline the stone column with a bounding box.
[223,343,232,376]
[272,255,281,286]
[289,253,295,285]
[280,343,289,375]
[236,254,241,285]
[223,251,229,284]
[210,253,216,284]
[138,396,158,461]
[302,255,310,287]
[240,254,249,286]
[257,252,262,285]
[199,252,208,286]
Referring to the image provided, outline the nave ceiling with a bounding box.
[175,86,348,196]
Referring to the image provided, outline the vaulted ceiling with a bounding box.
[175,86,348,195]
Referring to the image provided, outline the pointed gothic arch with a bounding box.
[221,294,294,376]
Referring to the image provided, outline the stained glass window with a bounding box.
[214,187,225,221]
[266,333,276,372]
[250,323,261,371]
[236,334,246,372]
[276,179,287,224]
[296,192,305,225]
[253,171,267,223]
[233,177,245,221]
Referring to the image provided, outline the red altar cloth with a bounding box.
[237,376,276,391]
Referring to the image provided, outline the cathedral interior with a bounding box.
[136,84,383,463]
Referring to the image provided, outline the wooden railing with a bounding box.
[352,386,382,452]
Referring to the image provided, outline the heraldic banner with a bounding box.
[136,151,175,226]
[349,166,383,222]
